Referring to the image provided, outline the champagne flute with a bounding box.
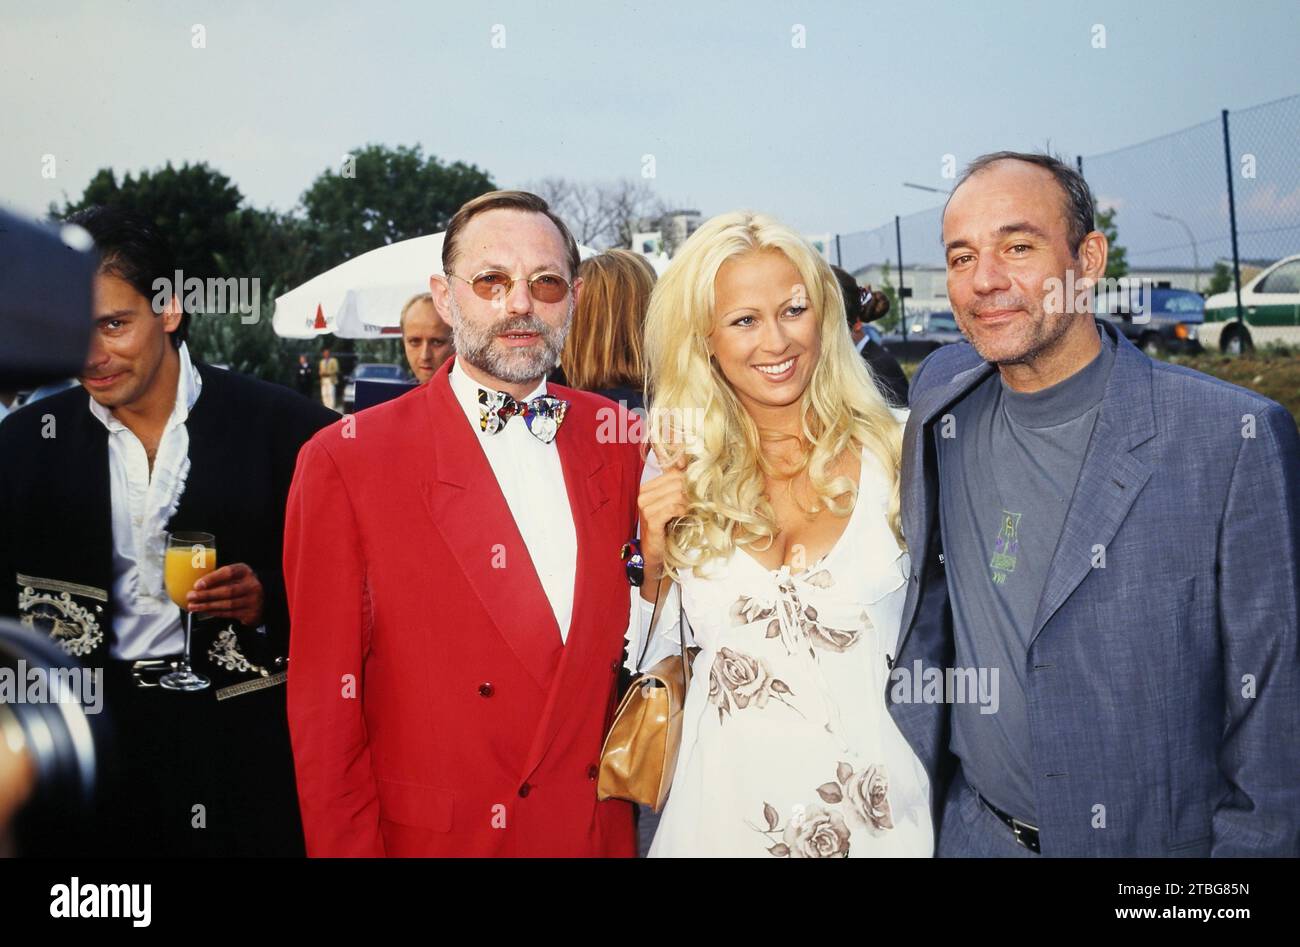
[161,531,216,692]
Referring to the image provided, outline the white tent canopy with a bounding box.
[273,232,601,340]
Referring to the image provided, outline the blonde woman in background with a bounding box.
[626,211,932,857]
[556,248,655,412]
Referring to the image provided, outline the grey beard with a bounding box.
[448,292,572,385]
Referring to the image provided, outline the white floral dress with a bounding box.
[625,445,933,858]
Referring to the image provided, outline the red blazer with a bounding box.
[284,359,641,857]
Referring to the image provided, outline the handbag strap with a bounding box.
[636,569,690,686]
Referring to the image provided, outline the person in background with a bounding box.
[295,354,314,397]
[555,249,655,413]
[318,348,340,410]
[0,206,336,856]
[552,247,659,850]
[832,265,909,408]
[400,291,454,384]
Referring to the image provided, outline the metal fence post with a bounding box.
[895,215,907,342]
[1222,108,1245,328]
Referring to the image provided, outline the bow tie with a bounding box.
[477,388,569,444]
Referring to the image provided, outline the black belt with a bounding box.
[976,792,1041,854]
[127,657,182,689]
[94,657,179,689]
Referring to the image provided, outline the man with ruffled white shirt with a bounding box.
[0,206,335,855]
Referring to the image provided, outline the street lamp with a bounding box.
[903,182,952,194]
[1152,211,1200,292]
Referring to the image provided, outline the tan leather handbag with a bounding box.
[597,574,694,812]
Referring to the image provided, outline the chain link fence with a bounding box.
[834,92,1300,352]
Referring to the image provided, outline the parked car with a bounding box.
[1202,254,1300,353]
[343,362,411,412]
[1094,285,1204,356]
[881,309,964,361]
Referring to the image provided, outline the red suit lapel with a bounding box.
[419,361,612,696]
[521,387,618,775]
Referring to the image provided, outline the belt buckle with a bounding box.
[977,790,1041,854]
[130,658,177,689]
[1009,816,1040,854]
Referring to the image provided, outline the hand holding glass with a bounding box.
[162,531,216,692]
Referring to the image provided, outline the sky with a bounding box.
[3,0,1298,240]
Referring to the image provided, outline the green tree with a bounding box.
[1095,207,1128,279]
[53,162,306,384]
[1206,261,1234,296]
[299,144,496,273]
[53,147,500,386]
[56,162,249,283]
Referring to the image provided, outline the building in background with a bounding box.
[631,209,702,262]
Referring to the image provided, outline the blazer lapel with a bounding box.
[896,358,995,653]
[1028,332,1156,646]
[521,396,618,775]
[420,366,565,690]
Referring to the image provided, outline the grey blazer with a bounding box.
[888,320,1300,856]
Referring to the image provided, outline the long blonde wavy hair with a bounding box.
[643,211,904,576]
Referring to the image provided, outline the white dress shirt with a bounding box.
[448,358,578,643]
[89,343,202,660]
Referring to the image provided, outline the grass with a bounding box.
[1168,346,1300,423]
[899,343,1300,424]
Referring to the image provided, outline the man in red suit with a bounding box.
[284,191,640,857]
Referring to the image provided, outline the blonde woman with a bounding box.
[558,248,656,411]
[626,211,932,857]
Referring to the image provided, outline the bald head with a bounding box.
[402,296,454,383]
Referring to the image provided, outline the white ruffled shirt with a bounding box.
[89,343,201,660]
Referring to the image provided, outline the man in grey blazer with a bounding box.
[888,151,1300,857]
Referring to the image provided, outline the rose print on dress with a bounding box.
[707,647,799,723]
[728,566,865,655]
[729,594,777,628]
[749,760,894,856]
[800,569,835,589]
[820,760,894,834]
[748,802,851,858]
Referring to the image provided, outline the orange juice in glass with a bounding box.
[161,531,216,691]
[165,543,216,608]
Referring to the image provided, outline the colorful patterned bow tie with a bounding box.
[477,388,570,444]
